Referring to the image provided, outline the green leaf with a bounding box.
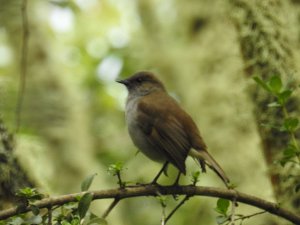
[70,218,80,225]
[280,145,297,167]
[78,193,93,219]
[215,198,230,216]
[15,187,44,201]
[253,76,271,92]
[268,75,282,93]
[29,204,40,215]
[283,146,297,158]
[108,162,124,176]
[16,187,36,198]
[81,173,97,192]
[278,89,293,105]
[279,157,289,167]
[216,215,228,225]
[190,171,200,184]
[283,118,299,132]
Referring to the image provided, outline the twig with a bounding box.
[228,211,266,224]
[165,195,190,224]
[230,195,237,225]
[102,198,120,219]
[0,185,300,224]
[47,207,52,225]
[116,172,125,188]
[16,0,29,132]
[160,198,166,225]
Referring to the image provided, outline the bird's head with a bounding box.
[117,71,166,96]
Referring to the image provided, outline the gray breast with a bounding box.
[125,97,166,162]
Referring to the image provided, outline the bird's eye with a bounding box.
[136,78,143,83]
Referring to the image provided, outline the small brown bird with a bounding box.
[117,71,230,187]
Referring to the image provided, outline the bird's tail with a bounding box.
[189,149,230,188]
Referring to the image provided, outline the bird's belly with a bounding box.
[125,100,165,162]
[128,123,166,162]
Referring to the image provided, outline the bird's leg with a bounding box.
[172,171,181,200]
[172,171,181,186]
[151,161,169,184]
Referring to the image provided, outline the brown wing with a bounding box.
[137,92,191,174]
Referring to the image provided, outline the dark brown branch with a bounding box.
[16,0,29,132]
[0,185,299,224]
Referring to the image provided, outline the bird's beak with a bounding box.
[116,78,129,86]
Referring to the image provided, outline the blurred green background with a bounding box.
[1,0,296,224]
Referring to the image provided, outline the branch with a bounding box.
[0,185,299,224]
[165,195,190,223]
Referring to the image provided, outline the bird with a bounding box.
[117,71,230,187]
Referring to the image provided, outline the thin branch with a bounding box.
[165,195,190,224]
[0,185,300,224]
[47,207,52,225]
[224,211,267,224]
[16,0,29,132]
[236,211,266,223]
[160,198,166,225]
[102,198,120,219]
[230,191,238,225]
[116,172,125,188]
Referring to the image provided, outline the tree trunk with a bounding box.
[230,0,300,212]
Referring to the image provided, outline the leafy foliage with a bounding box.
[254,75,300,206]
[1,176,107,225]
[78,193,93,219]
[81,173,97,192]
[190,171,201,185]
[215,198,230,224]
[108,162,126,187]
[15,188,44,201]
[253,75,300,166]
